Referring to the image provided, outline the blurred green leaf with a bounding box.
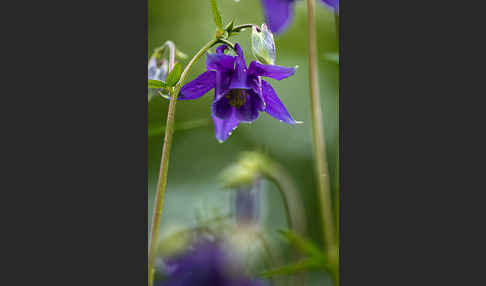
[148,79,166,89]
[209,0,223,30]
[225,20,234,33]
[278,229,326,260]
[165,62,182,87]
[175,47,188,60]
[261,258,324,278]
[325,53,339,64]
[261,230,329,278]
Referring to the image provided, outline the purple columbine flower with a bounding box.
[261,0,339,34]
[179,43,297,142]
[156,238,268,286]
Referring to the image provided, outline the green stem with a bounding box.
[148,38,219,286]
[334,12,340,286]
[305,0,336,257]
[265,165,306,236]
[265,164,306,286]
[232,24,254,32]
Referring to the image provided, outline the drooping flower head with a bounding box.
[179,43,297,142]
[148,56,169,100]
[261,0,339,34]
[156,237,268,286]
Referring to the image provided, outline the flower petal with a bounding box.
[261,80,296,124]
[320,0,339,13]
[179,71,216,100]
[212,96,233,119]
[248,61,296,80]
[249,76,266,109]
[206,52,236,72]
[235,92,263,123]
[229,43,250,89]
[261,0,294,34]
[148,57,157,79]
[216,45,229,54]
[214,70,232,102]
[212,109,239,143]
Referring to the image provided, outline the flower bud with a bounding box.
[148,57,169,101]
[234,181,261,225]
[220,152,268,189]
[251,24,276,65]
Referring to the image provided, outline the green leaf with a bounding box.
[278,230,326,260]
[175,48,188,60]
[165,62,182,87]
[225,20,234,32]
[260,259,324,278]
[148,79,166,89]
[209,0,223,29]
[325,53,339,64]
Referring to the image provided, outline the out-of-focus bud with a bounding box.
[148,56,169,101]
[251,23,276,65]
[220,152,269,189]
[148,56,169,82]
[234,181,261,225]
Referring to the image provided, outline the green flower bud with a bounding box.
[251,24,276,65]
[220,152,267,189]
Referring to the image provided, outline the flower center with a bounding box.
[225,89,248,109]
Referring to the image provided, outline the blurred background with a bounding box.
[148,0,338,284]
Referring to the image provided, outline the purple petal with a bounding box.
[216,45,229,54]
[212,109,239,143]
[148,57,157,79]
[261,0,294,34]
[229,43,250,90]
[212,96,233,119]
[320,0,339,13]
[179,71,216,100]
[248,61,295,80]
[235,92,263,123]
[214,70,233,102]
[206,52,236,72]
[249,77,266,110]
[261,80,296,124]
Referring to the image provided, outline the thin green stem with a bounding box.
[147,38,219,286]
[334,12,340,286]
[217,39,235,50]
[305,0,336,255]
[232,24,254,32]
[265,164,306,286]
[266,166,306,236]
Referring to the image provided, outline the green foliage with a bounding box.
[148,79,167,89]
[261,258,323,278]
[209,0,223,30]
[325,53,339,64]
[165,62,182,87]
[260,230,328,278]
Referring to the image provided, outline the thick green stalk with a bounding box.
[148,38,218,286]
[305,0,336,254]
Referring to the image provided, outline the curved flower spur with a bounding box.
[178,43,299,142]
[261,0,339,34]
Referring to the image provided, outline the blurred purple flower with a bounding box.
[179,43,297,142]
[235,183,261,225]
[260,0,339,34]
[321,0,339,13]
[156,238,267,286]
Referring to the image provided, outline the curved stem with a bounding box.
[148,38,219,286]
[232,24,254,31]
[264,163,306,286]
[305,0,336,254]
[217,39,235,50]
